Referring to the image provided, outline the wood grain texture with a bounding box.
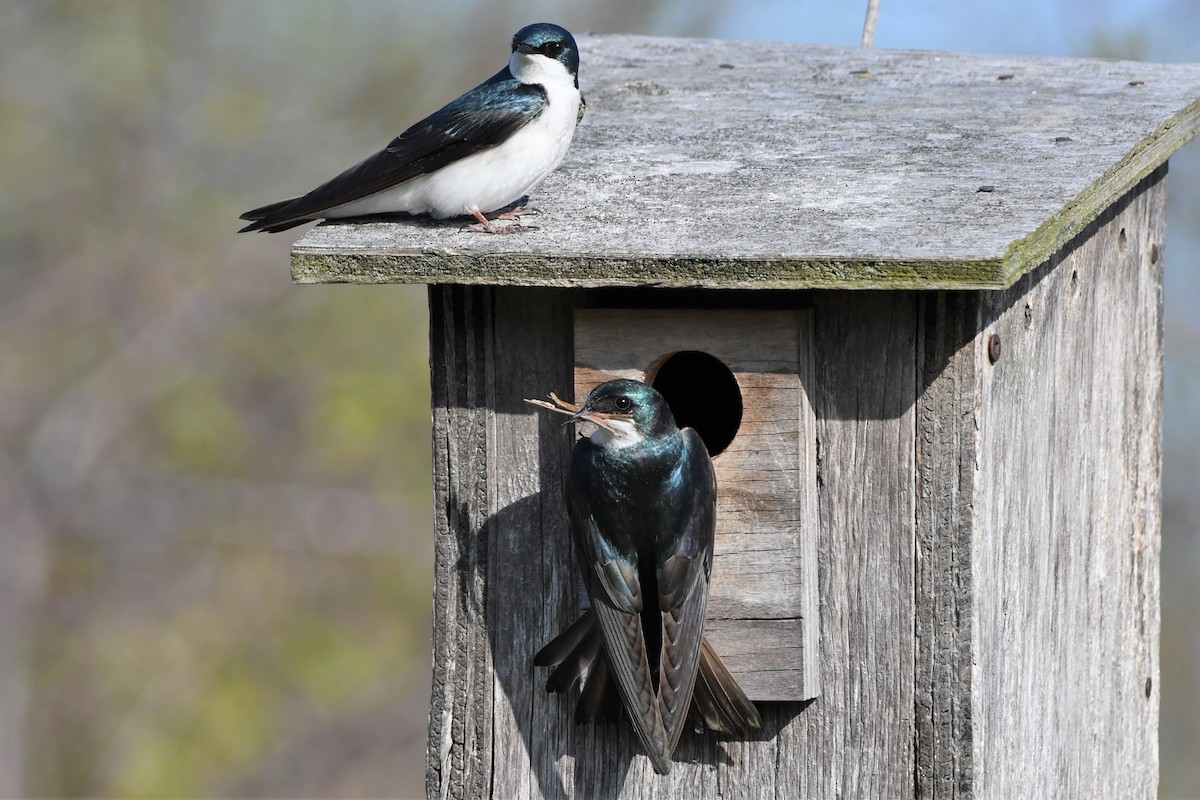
[487,288,579,800]
[908,170,1164,799]
[422,175,1164,798]
[573,309,819,700]
[785,291,918,798]
[292,38,1200,290]
[970,168,1163,799]
[431,288,921,797]
[427,286,495,800]
[914,292,981,799]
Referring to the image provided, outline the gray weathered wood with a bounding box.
[790,290,918,798]
[429,286,921,797]
[425,168,1164,794]
[293,37,1200,290]
[397,33,1174,800]
[969,168,1163,799]
[907,167,1165,799]
[574,308,819,700]
[914,290,981,798]
[487,287,578,800]
[427,286,495,800]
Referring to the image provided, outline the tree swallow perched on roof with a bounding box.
[527,381,761,774]
[239,23,583,234]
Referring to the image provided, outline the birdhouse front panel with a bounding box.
[574,308,819,701]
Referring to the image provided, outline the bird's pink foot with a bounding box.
[466,207,528,234]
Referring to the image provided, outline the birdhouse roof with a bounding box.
[291,35,1200,290]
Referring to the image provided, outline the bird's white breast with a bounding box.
[327,54,580,220]
[586,419,645,451]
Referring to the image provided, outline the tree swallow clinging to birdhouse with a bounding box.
[527,381,761,774]
[239,23,583,234]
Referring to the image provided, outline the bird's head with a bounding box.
[510,23,580,89]
[573,379,677,450]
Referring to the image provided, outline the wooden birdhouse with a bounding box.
[289,35,1200,800]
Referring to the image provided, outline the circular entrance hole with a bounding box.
[649,351,742,456]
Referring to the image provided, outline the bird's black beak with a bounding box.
[514,42,538,54]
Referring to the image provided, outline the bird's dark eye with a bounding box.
[542,41,564,57]
[614,396,632,412]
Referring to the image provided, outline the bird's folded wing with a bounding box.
[240,68,548,230]
[657,573,707,754]
[591,598,671,774]
[567,462,671,774]
[653,429,717,751]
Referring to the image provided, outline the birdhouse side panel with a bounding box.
[972,170,1163,800]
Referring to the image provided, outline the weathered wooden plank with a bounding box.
[427,285,496,800]
[775,291,919,798]
[487,288,580,800]
[573,308,818,700]
[703,618,811,701]
[292,38,1200,290]
[914,291,981,799]
[970,168,1164,798]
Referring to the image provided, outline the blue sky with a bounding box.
[712,0,1186,58]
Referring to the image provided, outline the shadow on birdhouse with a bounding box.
[574,308,819,701]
